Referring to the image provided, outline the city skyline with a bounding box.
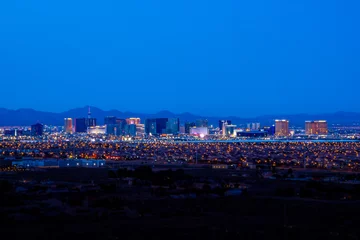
[1,105,360,127]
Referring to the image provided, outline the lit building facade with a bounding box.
[305,120,328,135]
[88,126,106,134]
[126,118,141,125]
[64,118,73,134]
[275,120,290,137]
[190,127,209,136]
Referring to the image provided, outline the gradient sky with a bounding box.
[0,0,359,117]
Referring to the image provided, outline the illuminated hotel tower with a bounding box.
[275,120,290,137]
[64,118,73,133]
[305,120,328,135]
[126,118,141,125]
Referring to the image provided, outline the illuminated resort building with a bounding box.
[126,118,141,125]
[305,120,328,135]
[275,120,290,137]
[64,118,73,133]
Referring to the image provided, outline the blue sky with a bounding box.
[0,0,358,117]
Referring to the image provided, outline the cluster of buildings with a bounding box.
[63,108,144,137]
[1,107,329,139]
[184,119,328,138]
[17,118,330,138]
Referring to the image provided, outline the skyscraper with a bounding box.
[75,118,87,133]
[155,118,168,134]
[145,118,179,135]
[166,118,180,134]
[145,119,157,135]
[104,116,117,135]
[125,124,137,137]
[64,118,73,133]
[116,118,127,136]
[275,120,290,137]
[305,120,328,135]
[31,123,44,136]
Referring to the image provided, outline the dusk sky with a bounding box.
[0,0,358,117]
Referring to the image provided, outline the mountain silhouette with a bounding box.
[0,106,359,127]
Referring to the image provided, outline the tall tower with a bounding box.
[88,106,91,119]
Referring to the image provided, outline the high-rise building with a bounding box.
[31,123,44,136]
[145,119,157,135]
[115,118,127,136]
[166,118,180,134]
[104,116,118,135]
[185,122,196,134]
[155,118,168,134]
[145,118,179,135]
[64,118,73,133]
[196,119,208,128]
[125,124,137,137]
[275,120,290,137]
[126,118,140,125]
[75,118,87,133]
[305,120,328,135]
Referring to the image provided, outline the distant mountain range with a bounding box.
[0,106,359,127]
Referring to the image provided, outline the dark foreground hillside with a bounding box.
[1,196,359,240]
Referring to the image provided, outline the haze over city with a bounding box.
[1,0,359,116]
